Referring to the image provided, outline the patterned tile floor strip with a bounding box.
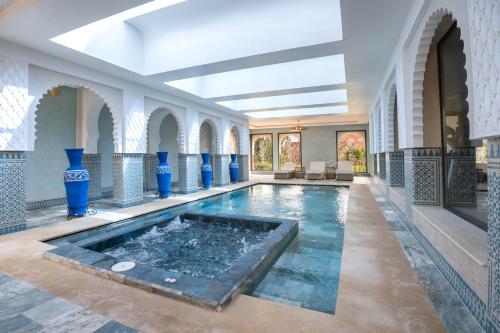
[369,184,484,333]
[0,272,140,333]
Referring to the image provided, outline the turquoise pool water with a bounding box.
[192,184,349,313]
[49,184,348,313]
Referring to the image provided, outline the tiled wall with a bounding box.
[83,153,102,201]
[487,137,500,333]
[143,153,157,192]
[388,151,404,187]
[446,148,477,208]
[404,148,441,206]
[112,153,143,207]
[379,153,386,179]
[0,151,26,235]
[178,154,198,193]
[238,155,249,181]
[213,154,230,186]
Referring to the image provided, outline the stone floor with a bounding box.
[369,181,483,333]
[0,272,140,333]
[0,177,446,332]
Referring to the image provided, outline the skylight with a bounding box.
[165,55,346,99]
[245,105,348,119]
[50,0,185,72]
[217,90,347,111]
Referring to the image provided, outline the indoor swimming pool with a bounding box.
[46,184,349,313]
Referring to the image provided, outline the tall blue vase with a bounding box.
[64,148,89,216]
[229,154,239,183]
[200,153,212,189]
[156,151,172,198]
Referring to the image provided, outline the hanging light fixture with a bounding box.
[289,119,308,131]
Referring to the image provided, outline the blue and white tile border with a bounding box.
[487,137,500,333]
[379,152,386,180]
[112,153,144,208]
[388,151,404,187]
[177,154,198,193]
[213,154,230,187]
[0,151,26,235]
[404,148,441,207]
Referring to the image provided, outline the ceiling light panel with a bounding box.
[217,90,347,111]
[245,105,348,119]
[165,54,346,99]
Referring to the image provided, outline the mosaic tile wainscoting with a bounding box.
[487,137,500,333]
[379,152,386,180]
[373,154,378,175]
[404,148,442,209]
[112,153,144,208]
[178,154,198,193]
[446,148,477,208]
[388,151,404,187]
[0,151,26,235]
[213,154,230,187]
[238,154,249,182]
[143,153,157,192]
[83,154,102,201]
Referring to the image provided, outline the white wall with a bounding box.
[26,87,77,202]
[0,39,250,157]
[369,0,500,151]
[158,114,179,182]
[97,105,114,189]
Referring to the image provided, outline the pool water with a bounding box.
[100,216,271,279]
[192,184,349,313]
[47,184,348,313]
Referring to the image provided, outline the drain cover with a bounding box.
[111,261,135,272]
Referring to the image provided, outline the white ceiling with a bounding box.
[0,0,414,127]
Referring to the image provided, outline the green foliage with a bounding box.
[339,142,366,173]
[252,137,273,171]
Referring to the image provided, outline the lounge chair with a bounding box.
[274,161,296,179]
[305,161,325,180]
[336,161,354,181]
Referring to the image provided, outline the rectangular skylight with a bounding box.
[245,105,348,119]
[51,0,185,53]
[165,54,346,99]
[217,90,347,111]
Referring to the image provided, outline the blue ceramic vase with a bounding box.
[200,153,212,189]
[156,151,172,198]
[229,154,239,183]
[63,148,89,216]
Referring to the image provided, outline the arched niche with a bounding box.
[230,126,240,154]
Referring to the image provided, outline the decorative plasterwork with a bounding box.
[0,55,29,151]
[28,66,122,152]
[122,91,145,153]
[468,0,500,139]
[386,84,398,152]
[145,101,186,154]
[410,8,472,147]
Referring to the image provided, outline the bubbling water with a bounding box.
[103,216,270,279]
